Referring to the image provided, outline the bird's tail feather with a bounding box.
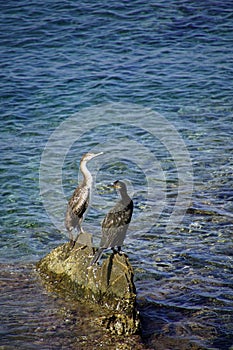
[89,248,104,266]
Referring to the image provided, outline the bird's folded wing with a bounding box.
[68,186,90,216]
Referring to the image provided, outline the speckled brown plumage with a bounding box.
[65,152,103,245]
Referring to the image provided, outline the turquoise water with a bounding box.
[1,1,233,349]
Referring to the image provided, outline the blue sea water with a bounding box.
[0,1,233,349]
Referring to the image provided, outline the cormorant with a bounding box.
[65,152,103,245]
[90,180,133,265]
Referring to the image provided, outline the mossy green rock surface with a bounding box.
[36,243,139,335]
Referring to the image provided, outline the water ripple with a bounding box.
[1,0,233,348]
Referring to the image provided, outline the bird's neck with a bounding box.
[80,161,93,187]
[119,189,130,203]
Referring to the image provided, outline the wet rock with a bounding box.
[36,243,140,336]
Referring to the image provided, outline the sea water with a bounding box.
[1,1,232,349]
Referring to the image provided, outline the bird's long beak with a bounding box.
[113,183,121,189]
[108,182,120,189]
[92,152,103,158]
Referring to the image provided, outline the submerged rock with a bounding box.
[36,242,140,336]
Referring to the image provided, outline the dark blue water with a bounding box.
[1,1,233,349]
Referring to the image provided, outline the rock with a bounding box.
[76,231,93,246]
[36,243,140,336]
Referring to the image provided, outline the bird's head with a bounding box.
[81,152,103,163]
[112,180,127,192]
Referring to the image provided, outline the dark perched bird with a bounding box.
[90,180,133,265]
[65,152,103,245]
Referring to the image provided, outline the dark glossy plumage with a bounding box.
[90,180,133,265]
[65,152,103,245]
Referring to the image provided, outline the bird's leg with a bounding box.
[111,247,118,254]
[73,231,80,244]
[69,239,76,249]
[117,246,123,255]
[111,246,122,256]
[79,216,85,234]
[73,218,84,244]
[68,230,76,248]
[80,226,85,234]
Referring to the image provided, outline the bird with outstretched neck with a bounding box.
[65,152,103,247]
[90,180,133,265]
